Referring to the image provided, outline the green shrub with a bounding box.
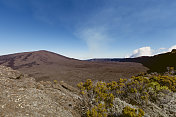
[122,106,144,117]
[77,69,175,117]
[87,103,107,117]
[77,79,115,117]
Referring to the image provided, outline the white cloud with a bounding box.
[168,45,176,52]
[156,45,176,54]
[130,47,152,58]
[129,45,176,58]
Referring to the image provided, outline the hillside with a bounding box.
[90,49,176,73]
[0,50,148,86]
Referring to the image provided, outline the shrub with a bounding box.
[77,79,116,117]
[77,69,175,117]
[87,103,107,117]
[122,106,144,117]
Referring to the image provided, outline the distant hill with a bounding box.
[90,49,176,73]
[0,50,147,86]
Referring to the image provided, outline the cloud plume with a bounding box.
[76,27,111,58]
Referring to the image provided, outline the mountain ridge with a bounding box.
[89,50,176,73]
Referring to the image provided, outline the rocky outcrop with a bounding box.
[0,65,81,117]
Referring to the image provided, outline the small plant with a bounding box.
[122,106,144,117]
[87,103,107,117]
[53,80,58,84]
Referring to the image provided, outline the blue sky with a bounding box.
[0,0,176,59]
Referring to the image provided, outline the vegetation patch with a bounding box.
[77,67,176,117]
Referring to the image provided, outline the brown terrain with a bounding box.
[0,50,148,86]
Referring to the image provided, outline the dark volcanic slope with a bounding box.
[0,50,148,86]
[90,49,176,73]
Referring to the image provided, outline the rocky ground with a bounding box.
[0,65,82,117]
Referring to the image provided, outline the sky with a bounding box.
[0,0,176,59]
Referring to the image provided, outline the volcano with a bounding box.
[0,50,147,86]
